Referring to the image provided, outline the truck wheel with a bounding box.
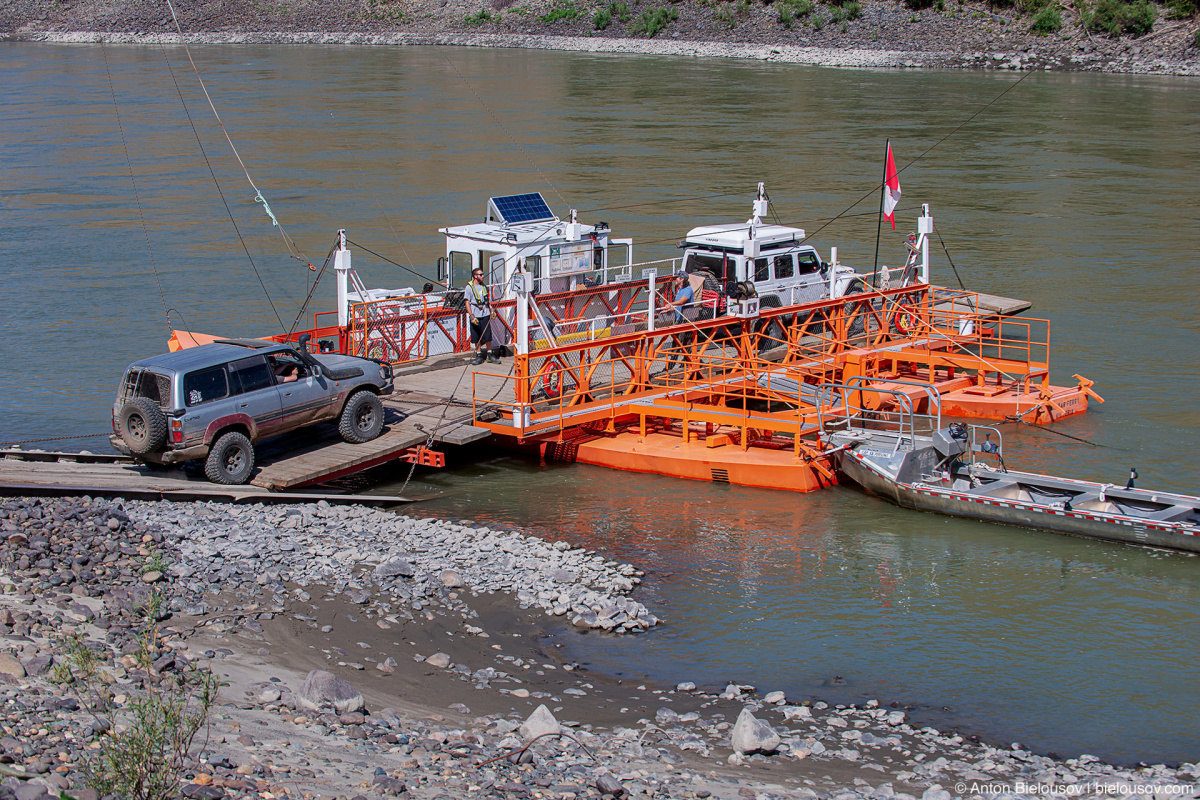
[339,392,384,443]
[205,431,254,485]
[118,398,167,455]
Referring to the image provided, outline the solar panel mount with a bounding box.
[487,193,555,225]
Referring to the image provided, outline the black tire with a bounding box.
[339,391,384,444]
[118,398,167,455]
[204,431,254,485]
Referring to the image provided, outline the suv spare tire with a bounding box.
[339,391,384,444]
[205,431,254,485]
[118,398,167,455]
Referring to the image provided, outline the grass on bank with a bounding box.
[593,1,632,28]
[58,631,220,800]
[540,0,584,21]
[631,5,680,34]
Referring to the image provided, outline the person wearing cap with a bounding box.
[668,271,695,324]
[465,267,499,365]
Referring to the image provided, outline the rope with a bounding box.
[156,40,286,334]
[933,224,967,291]
[99,42,170,334]
[162,0,314,276]
[0,433,111,447]
[443,56,568,208]
[475,731,597,768]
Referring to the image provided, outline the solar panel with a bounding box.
[489,193,554,224]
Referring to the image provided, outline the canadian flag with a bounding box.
[882,141,902,231]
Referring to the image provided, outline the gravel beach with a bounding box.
[2,494,1198,800]
[1,0,1198,75]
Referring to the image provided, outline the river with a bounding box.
[1,42,1198,765]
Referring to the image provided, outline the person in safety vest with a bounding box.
[465,267,500,365]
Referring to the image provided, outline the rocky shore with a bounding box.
[1,0,1198,75]
[2,494,1198,800]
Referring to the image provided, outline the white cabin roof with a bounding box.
[684,222,806,250]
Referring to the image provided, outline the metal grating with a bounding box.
[711,468,730,484]
[489,193,554,224]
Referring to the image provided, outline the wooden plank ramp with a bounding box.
[934,287,1032,317]
[0,452,411,506]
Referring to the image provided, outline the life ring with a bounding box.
[542,370,561,397]
[894,304,918,336]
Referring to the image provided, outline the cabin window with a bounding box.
[450,252,473,288]
[797,252,821,275]
[754,258,770,283]
[774,255,794,280]
[183,366,229,407]
[524,255,541,275]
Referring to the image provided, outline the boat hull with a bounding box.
[837,451,1200,554]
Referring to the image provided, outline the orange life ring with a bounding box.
[894,304,918,336]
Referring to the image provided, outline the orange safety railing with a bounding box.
[472,283,1059,442]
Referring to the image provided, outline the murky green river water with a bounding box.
[2,43,1198,764]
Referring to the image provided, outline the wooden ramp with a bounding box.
[0,451,412,506]
[934,287,1032,317]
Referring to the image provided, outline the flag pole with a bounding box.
[871,139,889,288]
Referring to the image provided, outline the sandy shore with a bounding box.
[2,494,1197,800]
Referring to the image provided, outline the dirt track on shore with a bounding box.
[2,0,1198,75]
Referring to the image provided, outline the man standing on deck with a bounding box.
[466,267,500,365]
[669,271,695,324]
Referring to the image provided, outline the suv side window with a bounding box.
[797,252,821,275]
[266,351,310,384]
[774,255,794,280]
[184,366,229,407]
[754,258,770,283]
[229,356,274,395]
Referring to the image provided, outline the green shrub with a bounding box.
[1029,3,1062,31]
[464,7,495,23]
[593,6,612,26]
[829,1,862,21]
[539,0,582,21]
[1166,0,1198,17]
[1084,0,1156,34]
[631,5,679,34]
[1195,28,1200,46]
[812,10,827,27]
[777,0,814,25]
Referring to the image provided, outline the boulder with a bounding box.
[730,707,780,755]
[296,670,364,715]
[0,654,25,678]
[375,559,414,578]
[425,652,451,669]
[439,570,464,589]
[519,704,561,743]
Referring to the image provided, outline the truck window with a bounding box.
[797,252,821,275]
[754,258,770,283]
[774,255,794,280]
[183,366,229,407]
[684,253,728,279]
[229,355,274,395]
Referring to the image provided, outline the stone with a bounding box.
[23,655,53,677]
[675,681,696,692]
[296,670,364,715]
[439,569,464,588]
[375,559,414,578]
[15,784,53,800]
[519,704,561,743]
[730,707,780,755]
[257,687,282,704]
[338,711,366,725]
[141,571,163,584]
[921,791,952,800]
[764,690,787,704]
[595,773,625,796]
[425,652,451,669]
[0,654,25,678]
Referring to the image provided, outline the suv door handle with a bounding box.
[239,402,249,408]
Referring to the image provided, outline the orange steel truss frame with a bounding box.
[471,284,1096,451]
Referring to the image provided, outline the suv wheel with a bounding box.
[118,398,167,455]
[205,431,255,485]
[339,392,384,444]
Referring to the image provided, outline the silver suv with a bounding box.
[110,338,394,484]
